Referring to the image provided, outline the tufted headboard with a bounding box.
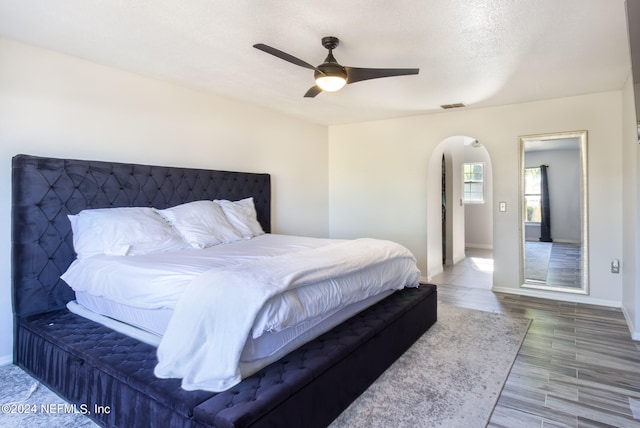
[11,154,271,318]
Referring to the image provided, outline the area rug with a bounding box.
[330,303,531,428]
[525,241,553,282]
[0,364,97,427]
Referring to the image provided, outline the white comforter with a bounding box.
[61,234,420,392]
[62,234,341,309]
[153,238,420,392]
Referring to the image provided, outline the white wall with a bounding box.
[329,92,623,307]
[0,38,329,363]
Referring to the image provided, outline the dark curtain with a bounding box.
[539,165,553,242]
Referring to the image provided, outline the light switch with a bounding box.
[499,202,507,212]
[612,259,620,274]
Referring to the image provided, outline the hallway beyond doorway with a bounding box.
[431,248,493,290]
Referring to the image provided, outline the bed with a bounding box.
[11,154,438,427]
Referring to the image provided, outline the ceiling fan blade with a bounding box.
[345,67,419,84]
[253,43,318,71]
[304,85,323,98]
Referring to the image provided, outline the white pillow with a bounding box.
[68,207,187,258]
[215,197,265,239]
[157,200,242,248]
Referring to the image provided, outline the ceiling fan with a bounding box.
[253,36,419,98]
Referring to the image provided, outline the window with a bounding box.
[524,167,541,222]
[463,162,484,203]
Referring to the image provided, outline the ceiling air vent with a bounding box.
[440,103,466,109]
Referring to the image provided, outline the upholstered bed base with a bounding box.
[15,284,437,427]
[12,154,438,427]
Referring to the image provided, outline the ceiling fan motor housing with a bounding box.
[315,62,347,80]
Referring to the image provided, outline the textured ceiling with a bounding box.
[0,0,631,125]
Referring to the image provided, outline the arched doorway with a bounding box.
[426,136,494,283]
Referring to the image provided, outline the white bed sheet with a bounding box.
[74,291,172,337]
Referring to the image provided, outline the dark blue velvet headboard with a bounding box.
[11,154,271,318]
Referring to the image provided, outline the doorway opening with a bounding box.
[427,136,494,289]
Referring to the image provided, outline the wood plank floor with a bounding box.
[432,249,640,428]
[546,243,581,288]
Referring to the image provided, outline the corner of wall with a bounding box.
[0,354,13,366]
[622,305,640,340]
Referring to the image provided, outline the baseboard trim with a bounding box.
[465,243,493,250]
[621,305,640,341]
[492,286,620,308]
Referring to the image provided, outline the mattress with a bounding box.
[69,289,393,361]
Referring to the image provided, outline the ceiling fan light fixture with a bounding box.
[315,75,347,92]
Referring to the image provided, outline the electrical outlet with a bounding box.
[499,202,507,212]
[611,259,620,274]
